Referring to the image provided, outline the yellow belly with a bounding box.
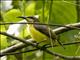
[27,25,50,45]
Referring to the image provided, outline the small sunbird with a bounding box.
[18,15,63,47]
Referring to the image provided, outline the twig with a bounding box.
[46,41,80,48]
[53,22,80,35]
[0,49,38,56]
[0,22,65,26]
[0,22,80,29]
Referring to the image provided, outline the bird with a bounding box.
[18,15,63,47]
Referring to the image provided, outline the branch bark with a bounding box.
[53,22,80,35]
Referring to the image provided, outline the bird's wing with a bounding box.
[34,24,65,48]
[34,24,57,40]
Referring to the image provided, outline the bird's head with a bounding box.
[18,15,39,22]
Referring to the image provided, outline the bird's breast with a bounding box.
[27,25,50,44]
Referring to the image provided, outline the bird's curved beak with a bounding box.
[17,16,30,21]
[17,16,27,19]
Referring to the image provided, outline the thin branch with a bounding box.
[0,49,38,56]
[0,22,80,29]
[0,22,66,26]
[46,41,80,48]
[53,22,80,35]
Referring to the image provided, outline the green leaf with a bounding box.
[3,9,22,22]
[49,1,77,24]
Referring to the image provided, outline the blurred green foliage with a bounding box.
[0,0,80,60]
